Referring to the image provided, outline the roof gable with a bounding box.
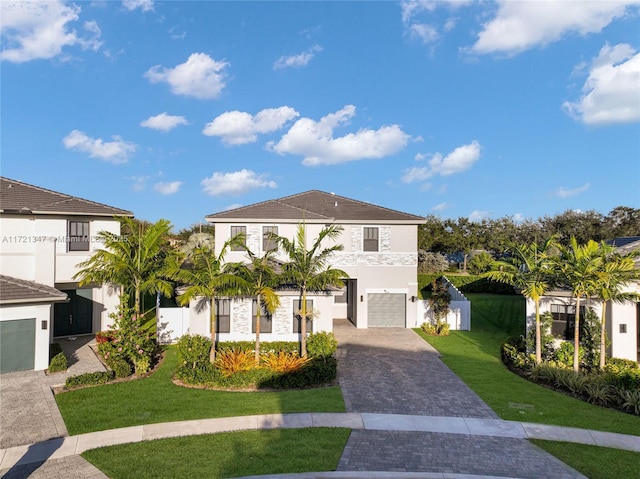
[0,177,133,217]
[207,190,424,224]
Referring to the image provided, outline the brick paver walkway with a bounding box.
[332,320,586,479]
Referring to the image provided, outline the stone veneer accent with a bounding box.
[335,252,417,267]
[246,225,261,254]
[231,298,251,335]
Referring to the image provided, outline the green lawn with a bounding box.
[56,347,345,435]
[83,428,350,479]
[531,440,640,479]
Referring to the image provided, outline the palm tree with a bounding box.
[593,242,640,369]
[271,223,348,357]
[484,237,558,364]
[556,237,602,373]
[232,249,281,364]
[74,217,179,315]
[170,238,248,363]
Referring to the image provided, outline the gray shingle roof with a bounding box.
[0,177,133,217]
[0,275,68,305]
[207,190,425,224]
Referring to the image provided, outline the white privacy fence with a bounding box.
[157,307,190,344]
[415,276,471,330]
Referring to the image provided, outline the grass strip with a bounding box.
[417,293,640,436]
[56,347,345,435]
[82,428,350,479]
[531,440,640,479]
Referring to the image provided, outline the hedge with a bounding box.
[418,273,516,297]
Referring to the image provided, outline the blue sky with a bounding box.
[2,0,639,230]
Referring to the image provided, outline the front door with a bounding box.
[54,289,93,336]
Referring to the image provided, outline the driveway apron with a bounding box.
[333,320,586,479]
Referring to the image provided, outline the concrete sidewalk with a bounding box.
[2,412,639,472]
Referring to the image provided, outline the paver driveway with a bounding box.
[333,320,586,479]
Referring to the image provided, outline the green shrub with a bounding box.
[106,357,133,378]
[604,358,640,390]
[306,332,338,358]
[65,371,114,389]
[418,274,515,297]
[618,389,640,415]
[48,351,68,373]
[526,312,556,361]
[218,341,299,355]
[501,336,531,370]
[176,334,212,370]
[421,321,450,336]
[468,252,495,274]
[134,355,151,375]
[258,357,337,389]
[553,341,584,368]
[583,382,616,406]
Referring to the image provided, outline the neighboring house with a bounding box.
[0,177,132,373]
[525,238,640,363]
[158,190,425,344]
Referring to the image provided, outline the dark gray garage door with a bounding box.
[367,293,406,327]
[0,318,36,373]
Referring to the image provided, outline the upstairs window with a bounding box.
[230,226,246,251]
[68,221,90,251]
[363,227,379,252]
[262,226,278,252]
[251,299,273,333]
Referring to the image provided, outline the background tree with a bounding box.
[170,238,247,363]
[272,224,348,357]
[418,250,449,274]
[74,217,179,315]
[484,237,558,364]
[173,222,216,244]
[468,251,495,275]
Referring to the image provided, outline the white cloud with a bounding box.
[140,112,188,132]
[63,130,136,164]
[201,169,277,196]
[469,1,638,56]
[203,106,299,145]
[129,175,150,191]
[274,45,323,69]
[408,23,439,44]
[268,105,410,166]
[122,0,154,12]
[1,1,102,63]
[144,53,229,99]
[433,202,452,211]
[154,181,182,195]
[553,182,591,198]
[402,140,481,183]
[563,43,640,125]
[469,210,491,222]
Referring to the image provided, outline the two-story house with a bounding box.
[0,177,132,373]
[167,190,424,343]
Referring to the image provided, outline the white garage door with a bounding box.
[367,293,406,327]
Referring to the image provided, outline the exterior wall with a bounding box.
[213,220,419,330]
[0,304,52,370]
[0,215,123,336]
[415,278,471,331]
[160,292,335,344]
[527,294,638,362]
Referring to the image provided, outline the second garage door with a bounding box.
[367,293,406,327]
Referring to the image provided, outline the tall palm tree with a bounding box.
[484,237,558,364]
[231,249,281,364]
[593,242,640,369]
[74,217,179,315]
[272,223,348,357]
[556,237,602,373]
[170,238,248,363]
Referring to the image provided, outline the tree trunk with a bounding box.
[209,298,216,363]
[255,294,261,365]
[573,297,581,373]
[534,298,541,364]
[600,301,607,370]
[301,286,307,357]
